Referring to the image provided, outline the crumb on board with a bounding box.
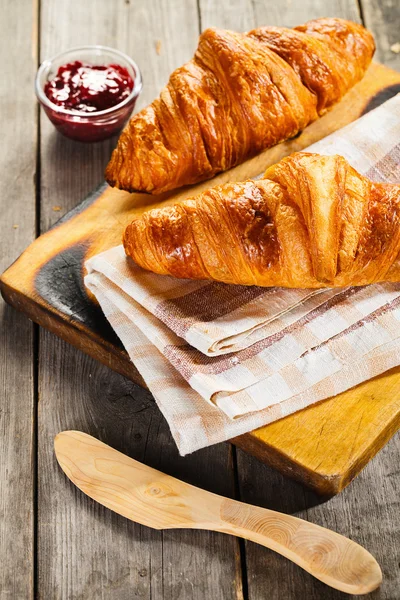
[156,39,162,55]
[13,224,19,229]
[390,42,400,54]
[52,205,62,212]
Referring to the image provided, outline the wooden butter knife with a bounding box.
[54,430,382,595]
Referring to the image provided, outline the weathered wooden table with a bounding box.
[1,1,399,599]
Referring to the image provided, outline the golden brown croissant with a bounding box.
[106,18,375,195]
[123,153,400,288]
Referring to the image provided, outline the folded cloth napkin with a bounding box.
[85,94,400,454]
[84,262,333,356]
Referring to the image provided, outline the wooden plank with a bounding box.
[361,0,400,70]
[234,365,400,494]
[252,0,361,27]
[199,0,255,30]
[37,1,242,598]
[38,336,242,599]
[199,0,361,31]
[0,0,37,598]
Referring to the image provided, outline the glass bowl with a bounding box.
[35,45,142,142]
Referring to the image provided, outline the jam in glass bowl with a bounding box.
[35,46,142,142]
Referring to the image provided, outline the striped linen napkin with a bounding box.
[85,94,400,454]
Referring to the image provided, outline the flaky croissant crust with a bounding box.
[123,153,400,288]
[106,18,375,195]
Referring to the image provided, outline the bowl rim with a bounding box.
[35,44,143,118]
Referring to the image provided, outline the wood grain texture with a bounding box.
[0,0,37,598]
[252,0,361,27]
[38,335,242,600]
[55,431,382,596]
[199,0,362,30]
[2,60,400,497]
[233,366,400,494]
[361,0,400,70]
[36,1,241,599]
[199,0,255,31]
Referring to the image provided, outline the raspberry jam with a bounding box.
[37,51,141,143]
[44,61,134,113]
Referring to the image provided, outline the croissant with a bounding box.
[106,18,375,195]
[123,153,400,288]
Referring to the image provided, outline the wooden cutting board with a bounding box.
[2,63,400,496]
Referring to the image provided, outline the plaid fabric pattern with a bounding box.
[85,95,400,454]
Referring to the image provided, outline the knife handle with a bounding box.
[211,498,381,595]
